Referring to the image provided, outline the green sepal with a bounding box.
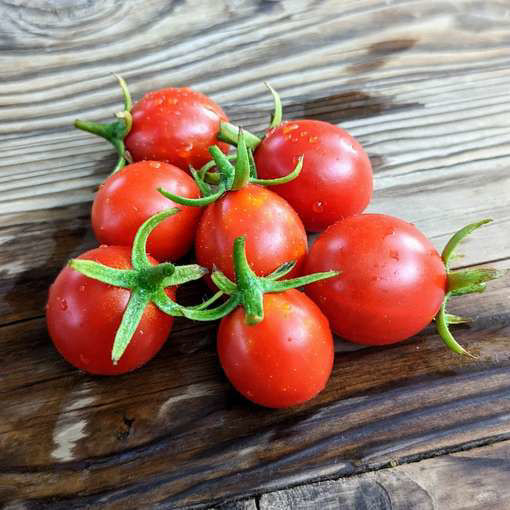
[131,208,180,269]
[444,313,472,325]
[441,219,492,269]
[211,270,237,295]
[162,133,303,209]
[435,219,504,356]
[435,297,475,358]
[68,259,136,288]
[112,289,151,364]
[68,209,210,366]
[265,81,282,129]
[447,268,503,297]
[251,156,303,186]
[180,295,241,322]
[185,236,338,325]
[74,74,133,174]
[158,186,225,207]
[266,261,296,281]
[216,82,285,145]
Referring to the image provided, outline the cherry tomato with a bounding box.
[46,246,175,375]
[92,161,202,261]
[254,120,373,232]
[305,214,447,345]
[195,184,308,282]
[218,289,334,408]
[125,87,229,169]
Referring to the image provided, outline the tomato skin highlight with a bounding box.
[92,161,202,261]
[254,120,373,232]
[46,246,175,375]
[195,184,308,282]
[305,214,447,345]
[125,87,229,169]
[218,289,334,408]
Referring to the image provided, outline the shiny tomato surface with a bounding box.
[255,120,373,232]
[218,289,334,408]
[305,214,447,345]
[125,87,229,169]
[195,184,308,282]
[92,161,202,261]
[46,246,175,375]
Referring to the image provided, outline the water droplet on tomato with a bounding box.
[150,161,161,169]
[132,205,139,212]
[308,136,318,143]
[389,250,400,261]
[282,124,299,134]
[177,142,193,159]
[79,285,85,292]
[300,131,308,137]
[312,201,324,213]
[59,299,68,311]
[99,244,108,248]
[139,329,144,336]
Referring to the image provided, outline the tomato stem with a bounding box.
[218,121,261,148]
[159,131,302,208]
[265,82,282,129]
[74,74,133,175]
[231,130,251,190]
[68,209,210,364]
[435,218,505,356]
[181,236,339,324]
[217,82,284,148]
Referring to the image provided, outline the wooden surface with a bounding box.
[1,1,510,508]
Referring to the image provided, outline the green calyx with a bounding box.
[159,128,303,208]
[435,219,505,357]
[217,81,283,149]
[74,74,133,174]
[69,209,210,364]
[181,236,339,325]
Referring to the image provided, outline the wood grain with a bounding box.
[1,0,510,508]
[1,262,509,508]
[2,1,510,326]
[259,439,510,510]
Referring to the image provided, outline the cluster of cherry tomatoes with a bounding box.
[46,76,500,408]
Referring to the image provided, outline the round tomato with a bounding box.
[125,87,229,169]
[46,246,175,375]
[305,214,447,345]
[92,161,202,261]
[195,184,307,282]
[218,289,334,408]
[254,120,373,232]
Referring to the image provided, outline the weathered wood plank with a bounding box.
[1,1,510,326]
[0,262,508,508]
[258,439,510,510]
[1,0,510,509]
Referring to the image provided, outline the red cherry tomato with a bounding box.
[254,120,373,232]
[125,87,229,169]
[46,246,175,375]
[305,214,447,345]
[195,184,308,282]
[92,161,202,261]
[218,289,334,408]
